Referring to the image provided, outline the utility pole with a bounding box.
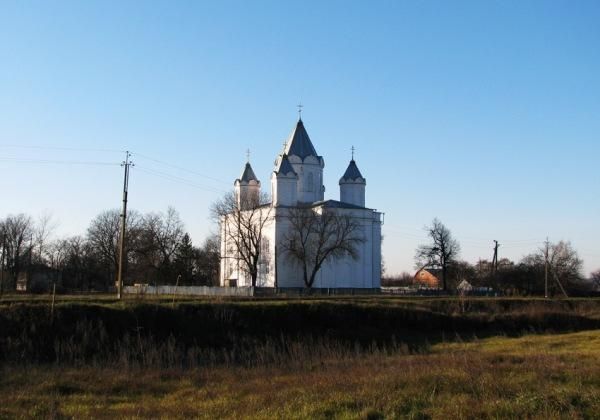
[544,237,549,298]
[0,233,5,297]
[117,151,133,300]
[492,240,499,275]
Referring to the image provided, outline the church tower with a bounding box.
[339,158,366,207]
[276,118,325,204]
[271,154,298,206]
[234,161,260,209]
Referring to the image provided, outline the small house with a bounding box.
[414,268,441,288]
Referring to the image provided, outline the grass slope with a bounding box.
[1,330,599,419]
[1,296,600,366]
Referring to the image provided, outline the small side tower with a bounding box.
[271,154,298,206]
[235,161,260,209]
[339,158,366,207]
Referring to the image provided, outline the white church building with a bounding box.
[219,117,383,289]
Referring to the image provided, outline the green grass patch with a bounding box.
[1,331,599,418]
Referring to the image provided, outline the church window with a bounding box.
[260,238,270,259]
[307,173,314,192]
[260,238,270,274]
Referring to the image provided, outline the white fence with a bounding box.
[123,285,255,297]
[124,285,382,297]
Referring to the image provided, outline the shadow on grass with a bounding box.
[1,298,599,368]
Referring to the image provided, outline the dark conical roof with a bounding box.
[284,119,318,159]
[239,162,258,182]
[340,160,365,182]
[275,154,296,176]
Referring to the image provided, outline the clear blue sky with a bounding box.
[1,1,599,275]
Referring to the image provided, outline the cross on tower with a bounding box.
[351,146,355,160]
[246,149,250,162]
[297,103,303,119]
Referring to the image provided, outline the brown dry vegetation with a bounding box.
[1,296,599,418]
[1,330,599,419]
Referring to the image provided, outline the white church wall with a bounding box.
[287,155,324,203]
[313,210,362,288]
[274,207,380,288]
[219,208,277,288]
[256,217,276,287]
[273,213,304,288]
[371,212,383,288]
[271,174,297,207]
[340,182,365,208]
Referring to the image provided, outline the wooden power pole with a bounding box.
[492,240,499,275]
[117,151,133,300]
[544,237,549,298]
[0,233,5,297]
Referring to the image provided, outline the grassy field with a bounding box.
[2,296,600,366]
[1,295,599,418]
[1,330,599,419]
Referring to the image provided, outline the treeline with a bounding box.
[384,248,600,296]
[0,208,219,293]
[383,218,599,296]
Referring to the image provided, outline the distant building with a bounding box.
[456,279,473,292]
[414,268,441,288]
[16,265,61,292]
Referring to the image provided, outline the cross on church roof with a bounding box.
[246,149,250,162]
[351,145,355,160]
[297,103,303,120]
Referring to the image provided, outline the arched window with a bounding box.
[307,173,314,192]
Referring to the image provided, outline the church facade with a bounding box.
[219,118,383,288]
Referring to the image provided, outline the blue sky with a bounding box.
[1,1,599,275]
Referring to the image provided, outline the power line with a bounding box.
[134,166,227,194]
[0,157,121,166]
[0,144,125,153]
[384,227,545,249]
[384,224,544,244]
[133,152,231,185]
[0,146,231,185]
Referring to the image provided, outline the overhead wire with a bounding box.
[0,157,121,166]
[0,144,125,153]
[134,166,227,195]
[133,152,231,185]
[0,146,596,260]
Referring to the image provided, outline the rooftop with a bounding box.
[284,119,319,160]
[340,159,365,182]
[238,162,258,182]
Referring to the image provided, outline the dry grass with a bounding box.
[1,330,599,419]
[2,297,600,368]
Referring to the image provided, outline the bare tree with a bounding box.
[382,271,413,287]
[87,209,141,287]
[34,211,58,264]
[60,236,99,291]
[47,238,70,272]
[547,241,583,292]
[212,191,271,287]
[415,218,460,291]
[138,207,185,282]
[591,270,600,290]
[196,234,221,286]
[0,214,34,289]
[518,241,583,295]
[281,206,364,289]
